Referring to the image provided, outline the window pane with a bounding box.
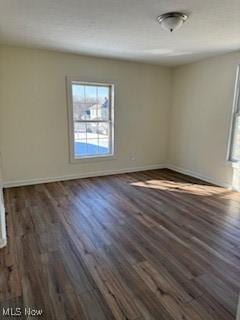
[74,122,86,140]
[72,84,110,121]
[72,84,85,121]
[86,142,99,155]
[75,138,88,157]
[97,87,109,103]
[98,139,110,154]
[98,122,109,138]
[86,123,98,140]
[74,121,110,157]
[72,84,85,102]
[85,86,97,104]
[231,115,240,161]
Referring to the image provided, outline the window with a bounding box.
[67,79,114,161]
[228,66,240,162]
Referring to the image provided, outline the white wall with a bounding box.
[168,52,240,187]
[0,46,172,186]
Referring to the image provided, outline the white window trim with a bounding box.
[66,77,115,163]
[227,65,240,163]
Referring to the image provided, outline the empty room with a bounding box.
[0,1,240,319]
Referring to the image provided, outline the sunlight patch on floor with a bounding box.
[130,179,225,196]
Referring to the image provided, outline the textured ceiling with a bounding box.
[0,0,240,66]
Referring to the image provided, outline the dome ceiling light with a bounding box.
[157,12,188,32]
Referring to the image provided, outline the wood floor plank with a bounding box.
[1,169,239,320]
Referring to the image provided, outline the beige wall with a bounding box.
[0,46,239,188]
[0,46,172,185]
[168,53,240,187]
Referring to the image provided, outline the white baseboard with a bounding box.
[166,164,232,189]
[3,163,166,188]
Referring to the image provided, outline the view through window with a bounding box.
[69,81,114,159]
[229,67,240,162]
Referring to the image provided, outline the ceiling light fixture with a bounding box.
[157,12,188,32]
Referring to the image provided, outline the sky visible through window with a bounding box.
[72,85,108,103]
[72,83,111,158]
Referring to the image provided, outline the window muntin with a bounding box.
[68,80,114,160]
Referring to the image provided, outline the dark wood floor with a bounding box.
[1,169,240,320]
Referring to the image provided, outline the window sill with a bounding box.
[70,154,116,164]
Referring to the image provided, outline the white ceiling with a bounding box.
[0,0,240,66]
